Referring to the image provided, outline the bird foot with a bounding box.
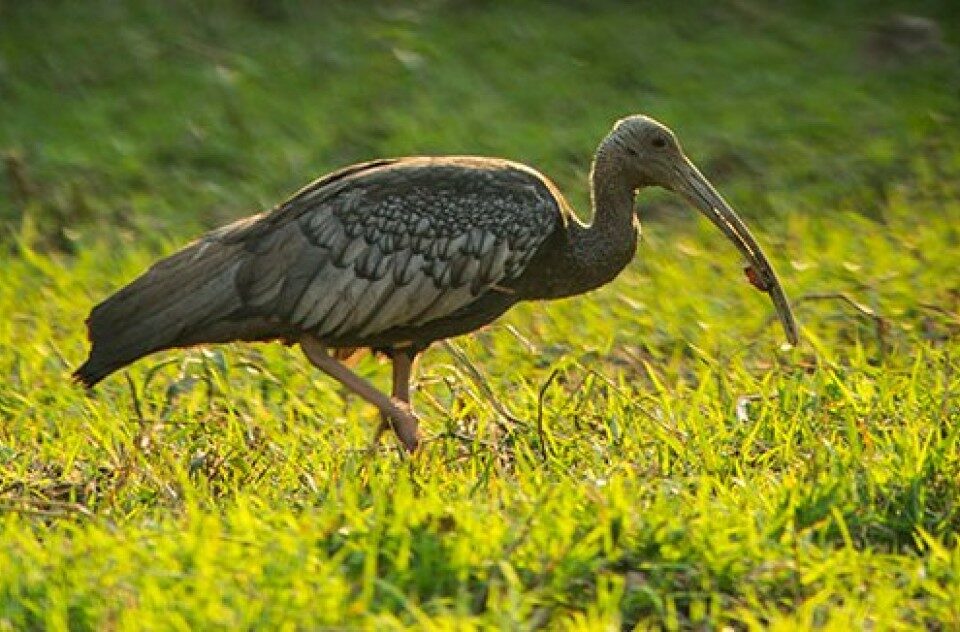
[370,401,420,454]
[369,401,420,454]
[300,336,420,454]
[386,398,420,453]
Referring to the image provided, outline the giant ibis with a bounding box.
[75,115,798,452]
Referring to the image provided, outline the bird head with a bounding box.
[603,114,799,346]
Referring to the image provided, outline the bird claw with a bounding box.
[383,398,420,453]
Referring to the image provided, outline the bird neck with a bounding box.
[587,151,640,250]
[518,152,639,300]
[569,156,640,287]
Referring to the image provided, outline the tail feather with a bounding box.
[73,239,246,387]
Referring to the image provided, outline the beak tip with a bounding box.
[783,322,800,347]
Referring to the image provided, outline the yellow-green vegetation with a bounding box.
[2,1,959,629]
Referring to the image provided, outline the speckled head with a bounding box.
[600,115,686,190]
[610,115,680,151]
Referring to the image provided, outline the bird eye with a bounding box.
[626,147,639,157]
[651,136,667,149]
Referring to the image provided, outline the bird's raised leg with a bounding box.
[372,350,416,450]
[300,336,420,452]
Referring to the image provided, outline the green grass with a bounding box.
[2,0,960,628]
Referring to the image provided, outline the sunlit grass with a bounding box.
[1,0,959,629]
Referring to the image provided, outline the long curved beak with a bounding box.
[672,158,799,346]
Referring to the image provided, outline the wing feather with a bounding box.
[321,275,371,337]
[229,157,559,343]
[297,265,356,329]
[333,274,399,337]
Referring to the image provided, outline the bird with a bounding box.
[74,115,798,453]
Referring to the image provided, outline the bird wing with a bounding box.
[226,158,559,342]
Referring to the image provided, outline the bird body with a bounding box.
[75,116,798,452]
[76,157,570,385]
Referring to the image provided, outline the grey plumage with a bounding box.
[74,156,557,387]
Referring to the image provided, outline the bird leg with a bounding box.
[371,350,416,450]
[300,336,420,453]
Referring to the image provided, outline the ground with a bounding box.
[1,1,959,629]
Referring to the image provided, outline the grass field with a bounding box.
[2,1,960,628]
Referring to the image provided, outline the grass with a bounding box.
[2,0,960,628]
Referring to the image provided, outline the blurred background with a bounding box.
[1,0,957,250]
